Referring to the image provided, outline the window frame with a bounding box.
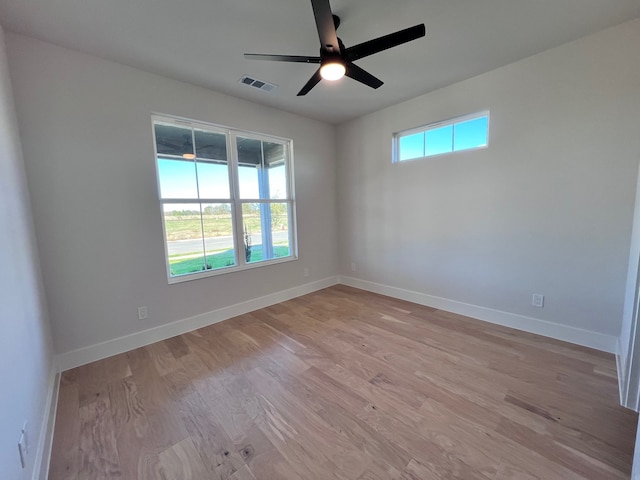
[151,114,298,284]
[392,110,490,163]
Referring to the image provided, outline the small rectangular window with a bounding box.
[394,111,489,163]
[152,115,297,283]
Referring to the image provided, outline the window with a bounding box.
[152,115,296,282]
[394,111,489,162]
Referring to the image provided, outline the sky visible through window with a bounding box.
[158,159,287,210]
[399,115,488,161]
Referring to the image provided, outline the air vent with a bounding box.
[239,75,277,92]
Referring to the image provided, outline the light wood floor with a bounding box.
[49,285,637,479]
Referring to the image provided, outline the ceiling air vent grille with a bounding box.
[239,75,277,92]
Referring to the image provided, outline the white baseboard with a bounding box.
[33,365,60,480]
[340,276,618,353]
[617,338,626,405]
[55,276,339,372]
[55,273,618,372]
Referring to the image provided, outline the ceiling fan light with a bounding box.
[320,61,346,81]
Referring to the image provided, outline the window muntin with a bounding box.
[394,111,489,162]
[152,115,296,282]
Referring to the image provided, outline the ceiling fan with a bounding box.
[244,0,426,96]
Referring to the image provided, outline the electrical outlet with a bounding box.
[303,267,309,277]
[137,306,148,320]
[351,262,357,272]
[532,294,544,308]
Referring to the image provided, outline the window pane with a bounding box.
[155,124,193,157]
[270,203,291,258]
[267,164,287,199]
[157,158,198,199]
[238,164,259,199]
[194,129,226,161]
[425,125,453,156]
[242,202,261,263]
[237,137,262,166]
[454,116,488,151]
[196,161,230,199]
[202,203,236,270]
[242,202,291,264]
[265,142,288,199]
[163,203,206,276]
[399,132,424,160]
[237,137,261,199]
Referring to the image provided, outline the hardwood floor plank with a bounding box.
[163,370,246,478]
[158,437,209,480]
[245,393,336,479]
[494,416,628,479]
[78,397,122,479]
[113,420,163,480]
[245,367,371,479]
[400,457,491,480]
[300,365,370,415]
[146,341,181,377]
[244,448,305,480]
[416,398,585,480]
[49,286,637,479]
[356,461,403,480]
[108,374,161,480]
[248,365,412,474]
[228,465,257,480]
[127,347,189,452]
[357,401,496,478]
[49,381,80,480]
[163,335,191,359]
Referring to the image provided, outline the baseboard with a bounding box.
[32,364,60,480]
[55,273,617,371]
[617,338,626,405]
[55,276,339,372]
[340,276,618,353]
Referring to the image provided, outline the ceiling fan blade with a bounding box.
[345,63,383,89]
[244,54,321,64]
[297,68,323,96]
[310,0,340,53]
[346,24,426,61]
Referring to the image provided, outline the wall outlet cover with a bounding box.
[532,294,544,308]
[138,306,148,320]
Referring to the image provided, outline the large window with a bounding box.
[152,115,296,282]
[394,111,489,162]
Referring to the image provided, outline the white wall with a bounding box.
[4,14,639,368]
[0,26,54,480]
[5,33,338,357]
[337,19,640,347]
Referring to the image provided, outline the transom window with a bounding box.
[394,111,489,162]
[152,114,296,283]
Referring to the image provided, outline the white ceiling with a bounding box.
[0,0,638,124]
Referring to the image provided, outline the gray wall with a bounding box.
[6,33,338,355]
[0,25,54,480]
[5,19,640,358]
[337,20,640,340]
